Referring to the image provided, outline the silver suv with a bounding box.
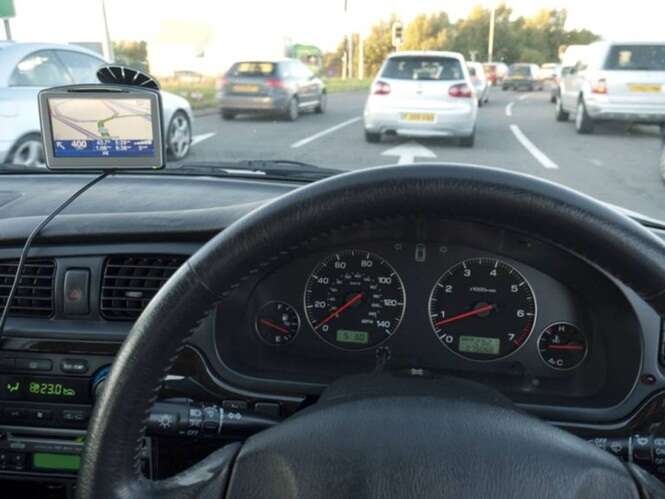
[556,41,665,133]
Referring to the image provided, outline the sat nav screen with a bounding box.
[48,97,154,158]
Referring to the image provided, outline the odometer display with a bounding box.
[304,250,405,350]
[429,258,536,360]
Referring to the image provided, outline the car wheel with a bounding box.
[459,129,475,148]
[555,97,570,122]
[502,86,508,91]
[8,134,45,168]
[221,110,236,120]
[315,92,327,114]
[167,111,192,161]
[550,94,556,103]
[478,98,483,108]
[285,97,299,121]
[575,99,594,134]
[364,131,381,143]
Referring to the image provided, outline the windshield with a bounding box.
[381,56,463,81]
[2,1,665,222]
[604,44,665,71]
[509,65,532,76]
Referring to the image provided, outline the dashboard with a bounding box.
[1,172,665,490]
[213,218,642,411]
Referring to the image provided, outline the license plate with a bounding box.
[628,83,662,93]
[232,84,260,93]
[401,112,435,123]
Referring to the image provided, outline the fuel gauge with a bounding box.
[255,301,300,347]
[538,322,588,371]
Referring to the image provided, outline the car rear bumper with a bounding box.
[364,105,476,137]
[219,95,288,112]
[585,98,665,122]
[504,79,537,88]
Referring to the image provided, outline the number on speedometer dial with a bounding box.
[428,258,536,361]
[304,250,405,351]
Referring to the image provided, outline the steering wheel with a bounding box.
[77,164,665,499]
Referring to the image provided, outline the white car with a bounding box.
[363,51,478,147]
[0,42,194,167]
[467,61,489,106]
[556,41,665,133]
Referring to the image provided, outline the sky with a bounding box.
[3,0,664,73]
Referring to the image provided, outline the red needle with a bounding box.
[547,344,584,351]
[315,293,363,330]
[434,304,495,327]
[259,319,290,335]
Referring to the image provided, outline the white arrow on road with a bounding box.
[381,141,437,165]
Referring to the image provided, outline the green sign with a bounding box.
[0,0,15,18]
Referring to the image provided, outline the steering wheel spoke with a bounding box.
[144,443,241,499]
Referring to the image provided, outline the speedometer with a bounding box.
[304,250,405,351]
[428,258,536,361]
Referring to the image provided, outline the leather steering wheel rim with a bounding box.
[77,164,665,498]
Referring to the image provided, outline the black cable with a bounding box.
[0,171,111,338]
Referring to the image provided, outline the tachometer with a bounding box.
[304,250,405,350]
[428,257,536,360]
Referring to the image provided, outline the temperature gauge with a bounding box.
[538,322,588,370]
[255,301,300,347]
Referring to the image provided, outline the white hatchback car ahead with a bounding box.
[363,51,478,147]
[0,42,194,167]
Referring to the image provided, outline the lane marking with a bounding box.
[509,124,559,169]
[290,117,362,148]
[518,94,530,101]
[381,141,436,165]
[505,102,514,117]
[191,132,216,146]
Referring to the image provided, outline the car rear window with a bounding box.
[381,56,464,81]
[228,62,276,77]
[509,65,532,77]
[604,45,665,71]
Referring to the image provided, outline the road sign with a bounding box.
[0,0,15,18]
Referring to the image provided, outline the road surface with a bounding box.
[183,88,665,221]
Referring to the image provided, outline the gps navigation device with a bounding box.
[38,84,165,170]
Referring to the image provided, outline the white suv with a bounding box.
[556,41,665,134]
[363,51,478,147]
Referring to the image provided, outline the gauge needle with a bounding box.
[547,344,584,351]
[259,319,290,335]
[434,304,496,327]
[315,293,363,330]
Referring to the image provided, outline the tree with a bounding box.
[113,41,150,73]
[362,15,399,77]
[401,12,451,51]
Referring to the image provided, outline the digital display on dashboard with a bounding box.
[458,335,500,355]
[38,85,164,170]
[336,329,370,345]
[0,375,91,404]
[48,97,154,158]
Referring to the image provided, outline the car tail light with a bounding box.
[372,81,391,95]
[592,79,608,94]
[216,76,228,90]
[266,79,285,89]
[449,83,473,98]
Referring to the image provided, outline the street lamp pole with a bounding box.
[101,0,114,61]
[487,5,495,63]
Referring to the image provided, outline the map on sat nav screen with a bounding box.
[49,98,154,157]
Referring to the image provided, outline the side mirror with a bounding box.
[562,66,573,76]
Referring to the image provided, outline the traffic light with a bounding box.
[392,21,403,48]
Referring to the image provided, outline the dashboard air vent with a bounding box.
[0,259,56,317]
[101,255,187,321]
